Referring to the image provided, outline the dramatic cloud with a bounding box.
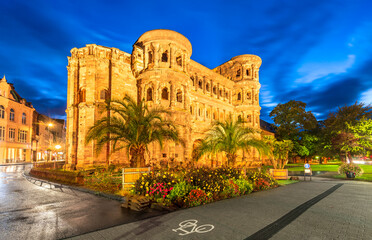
[0,0,371,122]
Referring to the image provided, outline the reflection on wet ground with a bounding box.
[0,164,166,239]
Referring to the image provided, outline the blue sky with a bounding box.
[0,0,371,121]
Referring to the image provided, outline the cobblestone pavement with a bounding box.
[69,177,372,240]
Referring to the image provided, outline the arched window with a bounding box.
[237,92,241,101]
[147,88,153,101]
[213,86,217,95]
[176,90,182,103]
[9,109,14,121]
[213,112,216,120]
[148,51,153,64]
[161,87,169,100]
[22,113,26,124]
[225,92,229,99]
[206,109,210,118]
[206,83,210,92]
[162,51,168,62]
[190,106,193,114]
[191,76,195,86]
[198,108,201,116]
[0,105,4,119]
[219,89,223,97]
[100,89,108,100]
[246,69,250,76]
[176,55,182,67]
[79,88,86,103]
[247,92,251,100]
[236,69,241,77]
[198,81,202,89]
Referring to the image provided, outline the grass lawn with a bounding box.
[277,179,299,185]
[285,163,341,172]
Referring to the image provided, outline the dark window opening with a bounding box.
[237,93,241,101]
[148,51,153,64]
[147,88,153,101]
[236,69,241,77]
[162,51,168,62]
[198,81,202,89]
[176,56,182,66]
[161,88,169,100]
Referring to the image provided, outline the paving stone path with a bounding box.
[69,177,372,240]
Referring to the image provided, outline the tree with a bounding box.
[85,96,182,167]
[269,100,318,160]
[323,102,372,161]
[345,118,372,156]
[269,100,318,140]
[195,117,269,167]
[264,136,294,169]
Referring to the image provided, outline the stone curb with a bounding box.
[23,171,124,202]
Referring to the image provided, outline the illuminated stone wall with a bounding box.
[66,30,262,168]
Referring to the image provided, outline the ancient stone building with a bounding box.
[65,29,262,168]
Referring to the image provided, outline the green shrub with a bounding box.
[247,170,277,191]
[234,178,253,194]
[166,181,194,202]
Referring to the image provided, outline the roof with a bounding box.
[260,119,276,134]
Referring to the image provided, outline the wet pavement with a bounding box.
[0,164,165,240]
[71,177,372,240]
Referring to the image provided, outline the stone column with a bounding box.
[210,79,213,97]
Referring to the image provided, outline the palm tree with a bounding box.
[85,95,182,167]
[195,117,270,167]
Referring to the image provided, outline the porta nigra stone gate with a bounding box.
[65,29,262,169]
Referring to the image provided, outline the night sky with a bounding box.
[1,0,371,122]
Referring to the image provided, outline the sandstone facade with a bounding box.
[66,30,263,168]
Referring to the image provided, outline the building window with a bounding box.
[236,69,241,77]
[198,108,201,117]
[79,88,86,103]
[161,87,169,100]
[0,105,4,119]
[22,113,26,124]
[176,90,182,103]
[206,83,210,92]
[213,112,216,120]
[213,86,217,95]
[219,89,223,97]
[0,126,5,141]
[237,93,241,101]
[176,55,182,67]
[162,153,167,158]
[225,92,229,99]
[198,81,202,89]
[9,109,15,121]
[148,51,153,64]
[190,106,193,114]
[9,128,15,142]
[147,88,153,101]
[18,130,27,143]
[162,51,168,62]
[206,109,210,118]
[100,89,108,100]
[247,92,251,100]
[247,114,252,122]
[246,69,250,76]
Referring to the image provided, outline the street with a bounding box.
[2,164,372,240]
[0,164,164,239]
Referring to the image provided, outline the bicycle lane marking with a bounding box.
[172,219,214,236]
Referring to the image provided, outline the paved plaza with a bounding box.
[69,177,372,240]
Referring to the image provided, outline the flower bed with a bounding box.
[131,167,278,208]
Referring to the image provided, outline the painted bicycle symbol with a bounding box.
[172,219,214,236]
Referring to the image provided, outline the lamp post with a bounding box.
[54,144,61,169]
